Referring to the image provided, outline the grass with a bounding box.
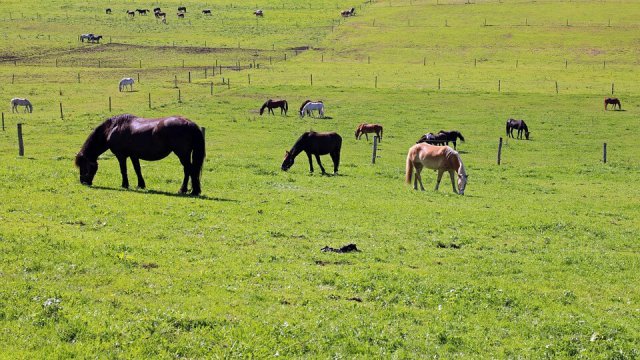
[0,0,639,358]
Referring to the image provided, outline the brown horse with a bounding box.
[75,114,205,196]
[260,99,288,116]
[281,131,342,174]
[405,143,467,195]
[604,97,621,110]
[355,123,383,141]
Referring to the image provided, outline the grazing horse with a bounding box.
[119,77,135,92]
[341,7,355,17]
[604,97,621,110]
[10,98,33,113]
[300,101,325,118]
[75,114,205,195]
[155,11,167,19]
[254,9,264,17]
[178,6,187,12]
[202,9,212,15]
[126,10,135,17]
[153,7,161,13]
[416,132,447,146]
[437,130,465,150]
[106,8,112,15]
[506,119,530,140]
[89,35,103,43]
[260,99,288,116]
[405,143,467,195]
[80,33,94,42]
[281,131,342,174]
[355,123,383,141]
[177,12,185,18]
[136,9,150,15]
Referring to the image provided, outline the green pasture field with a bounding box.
[0,0,639,358]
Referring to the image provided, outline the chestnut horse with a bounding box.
[75,114,205,196]
[355,123,383,141]
[604,97,621,110]
[260,99,288,116]
[405,143,467,195]
[281,131,342,174]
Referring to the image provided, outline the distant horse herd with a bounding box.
[102,6,263,22]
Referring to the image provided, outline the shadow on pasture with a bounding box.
[90,185,238,202]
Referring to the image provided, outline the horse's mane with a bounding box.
[76,114,136,164]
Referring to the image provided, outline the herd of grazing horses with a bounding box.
[68,93,625,196]
[103,6,260,20]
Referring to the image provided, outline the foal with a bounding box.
[405,143,467,195]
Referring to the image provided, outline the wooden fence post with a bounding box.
[611,83,614,95]
[148,93,151,109]
[174,75,178,88]
[372,136,379,164]
[227,79,230,89]
[310,74,313,86]
[438,78,441,90]
[188,71,191,83]
[205,68,207,78]
[17,123,24,156]
[109,96,112,112]
[248,74,251,84]
[59,102,64,120]
[178,89,181,103]
[139,60,142,68]
[498,80,501,92]
[77,73,80,83]
[1,112,4,131]
[603,143,607,163]
[555,81,558,94]
[210,82,213,95]
[497,137,503,165]
[375,76,378,89]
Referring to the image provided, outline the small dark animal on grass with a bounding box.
[75,114,205,196]
[260,99,288,116]
[89,35,102,43]
[281,131,342,174]
[254,9,263,17]
[436,130,465,149]
[506,118,530,140]
[604,97,621,110]
[321,244,359,253]
[416,132,446,146]
[405,143,468,195]
[155,11,167,19]
[126,10,135,17]
[355,123,383,141]
[105,8,112,15]
[341,7,355,17]
[178,6,187,12]
[153,7,161,13]
[177,12,185,18]
[202,9,212,15]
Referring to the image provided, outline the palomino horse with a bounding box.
[405,143,467,195]
[604,97,621,110]
[506,119,530,140]
[355,123,383,141]
[11,98,33,113]
[75,114,205,195]
[119,77,135,92]
[436,130,465,150]
[281,131,342,174]
[300,101,325,118]
[260,99,288,116]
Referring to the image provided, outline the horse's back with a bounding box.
[306,131,341,153]
[410,144,456,170]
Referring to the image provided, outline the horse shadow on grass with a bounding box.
[90,185,238,202]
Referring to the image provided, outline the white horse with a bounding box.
[11,98,33,113]
[300,101,325,118]
[119,77,135,92]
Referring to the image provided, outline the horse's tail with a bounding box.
[380,126,383,140]
[505,121,509,136]
[458,131,465,142]
[405,148,414,184]
[191,126,206,192]
[284,100,288,112]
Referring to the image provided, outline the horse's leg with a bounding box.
[306,151,314,173]
[449,170,457,193]
[416,165,425,191]
[453,141,457,150]
[365,133,369,141]
[314,154,327,174]
[117,156,130,188]
[177,154,191,193]
[130,157,146,189]
[435,170,444,191]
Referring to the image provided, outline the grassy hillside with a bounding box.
[0,0,639,358]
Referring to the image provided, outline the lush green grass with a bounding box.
[1,0,639,358]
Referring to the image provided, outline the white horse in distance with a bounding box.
[11,98,33,113]
[119,77,135,92]
[300,101,324,118]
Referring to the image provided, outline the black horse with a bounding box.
[75,114,205,196]
[106,8,112,14]
[506,119,530,140]
[178,6,187,12]
[604,97,621,110]
[437,130,465,149]
[281,131,342,174]
[260,99,288,116]
[416,132,446,145]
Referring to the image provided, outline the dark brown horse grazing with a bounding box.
[604,97,621,110]
[355,123,383,141]
[75,114,205,196]
[506,119,530,140]
[260,99,288,116]
[281,131,342,174]
[437,130,465,149]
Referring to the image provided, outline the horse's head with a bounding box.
[458,173,468,195]
[75,153,98,186]
[281,151,294,171]
[525,131,530,140]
